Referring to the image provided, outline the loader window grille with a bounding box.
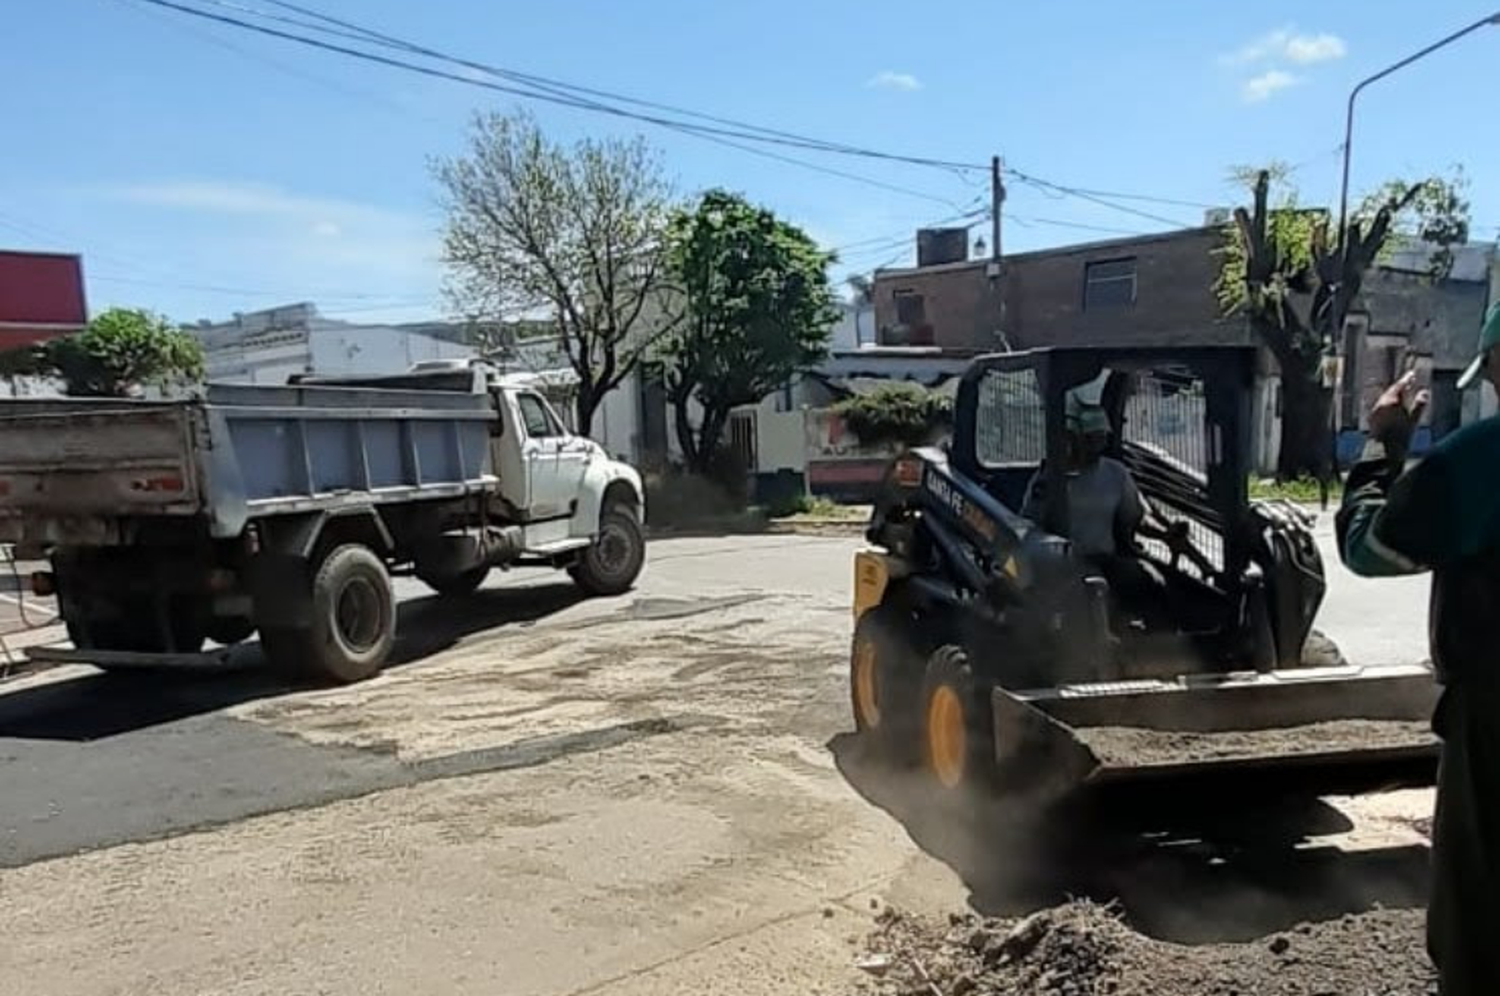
[1119,368,1224,581]
[975,369,1045,467]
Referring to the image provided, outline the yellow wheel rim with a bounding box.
[852,639,880,729]
[926,685,966,788]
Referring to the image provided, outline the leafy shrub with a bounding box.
[833,383,952,448]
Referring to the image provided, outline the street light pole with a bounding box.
[1323,11,1500,508]
[1336,11,1500,260]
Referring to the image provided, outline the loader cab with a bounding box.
[952,345,1257,587]
[944,344,1328,668]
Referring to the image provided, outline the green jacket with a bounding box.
[1336,416,1500,683]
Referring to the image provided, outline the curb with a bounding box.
[765,519,867,537]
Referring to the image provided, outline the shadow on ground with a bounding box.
[830,732,1431,945]
[0,581,588,742]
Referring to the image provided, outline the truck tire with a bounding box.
[919,644,995,794]
[262,544,396,685]
[570,507,645,597]
[850,607,920,763]
[416,566,490,598]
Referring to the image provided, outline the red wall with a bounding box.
[0,251,86,348]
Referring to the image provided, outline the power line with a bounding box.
[125,0,988,173]
[1010,215,1151,237]
[831,203,987,254]
[1004,167,1196,228]
[124,0,423,118]
[125,0,1245,243]
[256,0,982,182]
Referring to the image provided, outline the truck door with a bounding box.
[515,392,571,519]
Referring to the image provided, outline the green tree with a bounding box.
[1216,164,1469,480]
[661,190,838,474]
[435,111,676,434]
[44,308,204,398]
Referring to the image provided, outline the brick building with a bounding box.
[871,226,1244,351]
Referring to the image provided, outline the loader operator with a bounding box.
[1022,397,1157,612]
[1337,303,1500,996]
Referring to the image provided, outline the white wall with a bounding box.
[590,370,642,464]
[202,327,311,385]
[308,326,472,376]
[755,409,807,472]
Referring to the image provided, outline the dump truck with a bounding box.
[849,345,1437,800]
[0,363,645,684]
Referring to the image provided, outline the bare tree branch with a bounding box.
[435,111,676,434]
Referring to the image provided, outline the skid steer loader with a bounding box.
[849,345,1437,800]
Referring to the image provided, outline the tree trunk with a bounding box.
[574,387,597,438]
[692,405,729,476]
[1276,357,1333,481]
[671,395,699,470]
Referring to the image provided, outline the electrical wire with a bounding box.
[124,0,988,172]
[1005,168,1194,228]
[121,1,1245,248]
[255,0,982,182]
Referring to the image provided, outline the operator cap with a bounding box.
[1064,389,1111,434]
[1456,302,1500,390]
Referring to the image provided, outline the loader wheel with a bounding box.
[849,608,920,760]
[920,645,994,792]
[261,544,395,685]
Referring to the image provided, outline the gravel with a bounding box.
[1076,720,1435,769]
[853,901,1436,996]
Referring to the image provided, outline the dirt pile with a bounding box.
[853,902,1435,996]
[1077,719,1435,768]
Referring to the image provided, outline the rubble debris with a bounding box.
[851,900,1436,996]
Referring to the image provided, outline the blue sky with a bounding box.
[4,0,1499,324]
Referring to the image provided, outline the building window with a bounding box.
[892,290,931,345]
[894,290,925,326]
[1083,257,1137,309]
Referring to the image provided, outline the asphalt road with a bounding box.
[0,536,848,868]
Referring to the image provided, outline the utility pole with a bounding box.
[990,155,1004,263]
[990,155,1008,347]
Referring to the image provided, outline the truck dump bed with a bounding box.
[0,374,497,545]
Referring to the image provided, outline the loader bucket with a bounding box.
[991,662,1440,801]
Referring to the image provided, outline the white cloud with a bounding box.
[1283,32,1346,64]
[1242,69,1300,103]
[1222,28,1346,66]
[311,220,343,238]
[866,70,922,92]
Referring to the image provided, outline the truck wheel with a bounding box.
[570,507,645,596]
[416,566,490,598]
[263,544,396,685]
[920,645,995,794]
[850,607,920,762]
